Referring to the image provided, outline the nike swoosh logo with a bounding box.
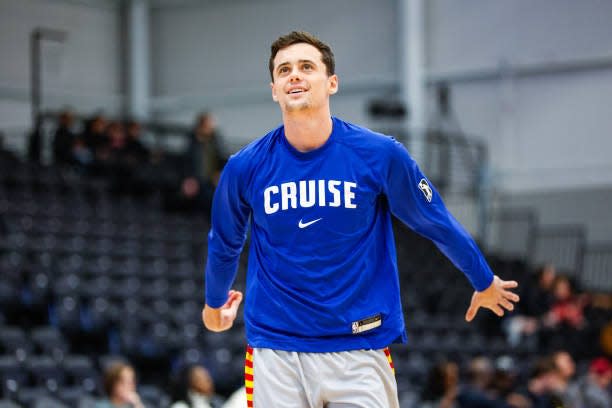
[298,218,323,229]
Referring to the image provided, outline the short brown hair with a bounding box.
[269,31,335,80]
[103,362,133,396]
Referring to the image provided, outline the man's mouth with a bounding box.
[288,88,307,94]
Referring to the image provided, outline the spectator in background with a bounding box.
[551,350,576,406]
[489,356,520,404]
[552,350,576,387]
[458,356,509,407]
[52,109,77,165]
[107,122,127,158]
[0,132,18,165]
[170,364,225,408]
[543,275,589,355]
[124,120,150,166]
[505,264,556,347]
[27,116,44,164]
[0,132,18,239]
[165,112,226,215]
[517,357,567,408]
[545,275,586,329]
[103,121,129,176]
[188,112,224,187]
[82,113,109,168]
[421,360,460,408]
[96,361,145,408]
[566,357,612,408]
[221,386,246,408]
[108,120,155,195]
[524,265,557,317]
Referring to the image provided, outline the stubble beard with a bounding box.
[284,98,311,113]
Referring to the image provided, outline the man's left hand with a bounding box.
[465,275,520,322]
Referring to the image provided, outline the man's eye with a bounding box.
[279,67,289,73]
[303,64,312,70]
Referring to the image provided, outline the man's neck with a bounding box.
[283,111,333,153]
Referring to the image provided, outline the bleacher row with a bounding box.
[0,160,604,407]
[0,162,237,406]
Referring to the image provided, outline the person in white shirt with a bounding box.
[170,365,225,408]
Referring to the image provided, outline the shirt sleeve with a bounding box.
[205,155,251,307]
[381,137,494,291]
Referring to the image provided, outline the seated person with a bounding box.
[171,364,225,408]
[96,361,145,408]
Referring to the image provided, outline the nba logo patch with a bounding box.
[418,179,433,203]
[352,314,382,334]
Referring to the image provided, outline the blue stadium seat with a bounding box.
[16,386,51,406]
[0,399,21,408]
[51,296,81,332]
[55,385,93,407]
[138,384,170,407]
[0,328,31,358]
[30,327,68,360]
[62,355,98,394]
[26,356,65,393]
[0,355,27,400]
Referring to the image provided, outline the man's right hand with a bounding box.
[202,290,243,332]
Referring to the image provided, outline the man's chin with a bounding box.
[284,102,311,112]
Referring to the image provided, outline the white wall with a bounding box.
[427,0,612,193]
[151,0,398,149]
[0,0,123,149]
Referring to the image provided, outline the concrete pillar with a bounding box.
[125,0,150,120]
[398,0,426,163]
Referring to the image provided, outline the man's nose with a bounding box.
[289,66,301,81]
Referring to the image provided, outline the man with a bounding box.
[52,109,78,165]
[566,357,612,408]
[202,31,519,408]
[181,113,226,215]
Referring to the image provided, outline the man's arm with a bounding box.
[202,156,250,330]
[381,138,519,321]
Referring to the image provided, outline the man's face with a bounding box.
[270,43,338,113]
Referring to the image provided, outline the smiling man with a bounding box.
[202,31,519,408]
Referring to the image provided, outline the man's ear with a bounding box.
[271,82,278,102]
[328,74,339,95]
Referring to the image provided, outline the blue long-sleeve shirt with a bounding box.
[205,117,494,352]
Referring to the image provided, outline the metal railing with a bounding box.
[531,226,586,278]
[489,207,612,293]
[487,208,537,259]
[581,246,612,292]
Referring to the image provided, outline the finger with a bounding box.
[232,291,243,307]
[500,299,514,312]
[228,291,243,310]
[465,303,479,322]
[221,292,239,309]
[491,305,504,317]
[504,291,520,303]
[226,291,240,305]
[500,280,518,289]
